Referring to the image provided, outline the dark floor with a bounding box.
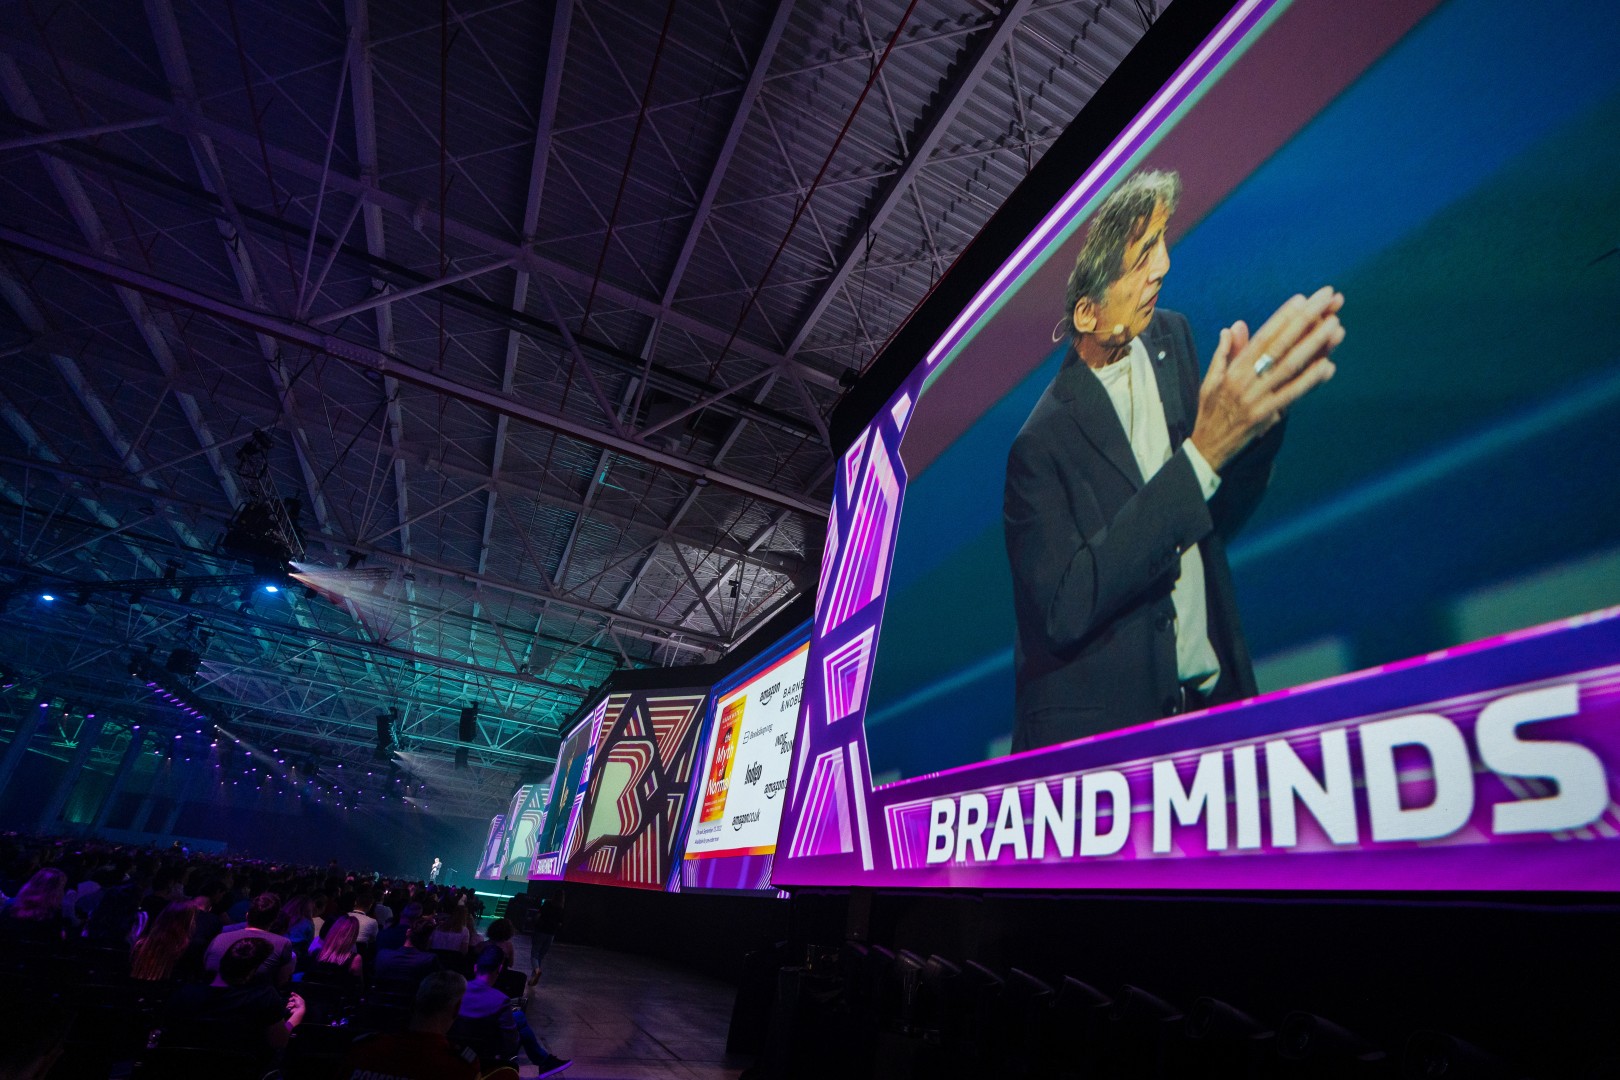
[518,943,750,1080]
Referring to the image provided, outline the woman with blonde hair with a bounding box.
[0,867,68,946]
[307,913,365,987]
[130,900,198,982]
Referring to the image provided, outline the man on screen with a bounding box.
[1004,169,1345,751]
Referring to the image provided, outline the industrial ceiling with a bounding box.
[0,0,1161,817]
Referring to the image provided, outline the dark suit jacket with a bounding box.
[1003,310,1280,751]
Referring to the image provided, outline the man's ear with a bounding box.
[1071,298,1097,336]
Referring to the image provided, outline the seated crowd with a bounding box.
[0,832,568,1079]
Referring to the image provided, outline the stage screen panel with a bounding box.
[501,779,552,881]
[775,0,1620,892]
[529,697,609,879]
[563,685,710,891]
[680,625,810,892]
[474,815,506,880]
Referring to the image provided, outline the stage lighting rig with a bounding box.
[221,429,305,577]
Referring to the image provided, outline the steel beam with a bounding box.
[0,31,837,388]
[782,0,1036,359]
[0,224,829,520]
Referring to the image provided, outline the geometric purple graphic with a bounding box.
[679,852,776,892]
[842,428,870,495]
[816,505,841,613]
[787,747,852,859]
[820,433,899,635]
[822,627,875,724]
[475,814,507,879]
[890,391,913,429]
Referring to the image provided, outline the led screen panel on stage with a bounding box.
[493,784,531,878]
[501,779,551,881]
[680,627,809,892]
[529,698,609,880]
[562,685,710,891]
[775,0,1620,892]
[474,815,506,880]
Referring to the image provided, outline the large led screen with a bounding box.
[680,626,810,892]
[774,0,1620,892]
[529,697,609,880]
[563,685,710,891]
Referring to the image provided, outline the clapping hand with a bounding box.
[1190,285,1345,471]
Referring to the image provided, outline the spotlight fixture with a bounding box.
[40,593,56,603]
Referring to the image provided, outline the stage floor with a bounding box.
[520,942,749,1080]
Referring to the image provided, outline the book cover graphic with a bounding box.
[700,697,746,822]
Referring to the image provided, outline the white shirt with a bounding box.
[348,907,379,945]
[1091,338,1222,690]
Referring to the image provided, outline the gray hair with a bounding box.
[1062,169,1182,336]
[415,970,467,1018]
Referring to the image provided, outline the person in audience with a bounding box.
[187,878,228,944]
[203,892,295,985]
[455,945,570,1077]
[0,867,69,946]
[373,892,396,934]
[377,901,423,951]
[130,899,201,983]
[431,905,472,954]
[163,936,305,1063]
[139,867,182,924]
[307,889,329,941]
[72,865,123,924]
[375,917,443,988]
[278,893,318,959]
[84,875,144,946]
[307,912,366,987]
[484,919,516,970]
[344,971,491,1080]
[348,889,380,946]
[224,884,252,925]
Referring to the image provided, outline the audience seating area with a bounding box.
[745,940,1534,1080]
[0,833,512,1079]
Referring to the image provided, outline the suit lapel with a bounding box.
[1144,316,1191,447]
[1053,347,1142,491]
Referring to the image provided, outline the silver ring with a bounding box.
[1253,352,1276,378]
